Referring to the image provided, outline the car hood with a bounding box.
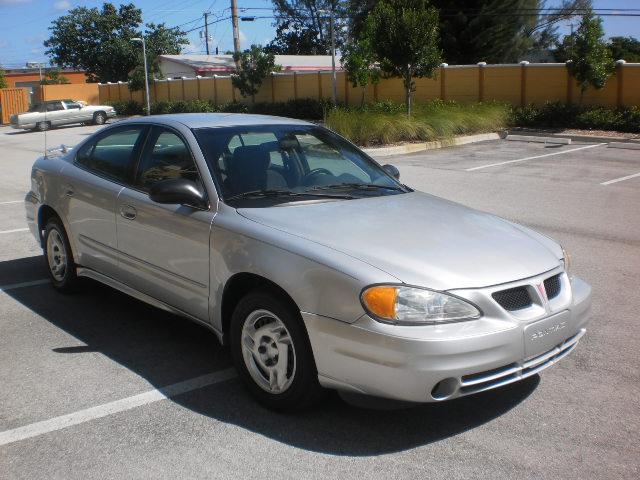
[237,191,561,290]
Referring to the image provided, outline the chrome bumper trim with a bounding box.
[459,329,586,396]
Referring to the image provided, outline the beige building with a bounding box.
[158,54,342,79]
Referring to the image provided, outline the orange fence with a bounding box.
[96,62,640,108]
[0,88,29,124]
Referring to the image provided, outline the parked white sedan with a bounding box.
[10,99,116,131]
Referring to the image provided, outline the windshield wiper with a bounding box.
[225,189,355,201]
[308,183,406,192]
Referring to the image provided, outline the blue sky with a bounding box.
[0,0,638,69]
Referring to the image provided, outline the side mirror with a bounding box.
[149,178,207,208]
[382,164,400,180]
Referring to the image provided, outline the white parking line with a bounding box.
[600,171,640,186]
[0,279,50,292]
[0,200,22,205]
[466,143,606,171]
[0,228,29,234]
[0,368,237,446]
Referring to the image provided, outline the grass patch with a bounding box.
[325,100,510,146]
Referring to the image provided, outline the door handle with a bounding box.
[119,205,137,220]
[64,185,74,197]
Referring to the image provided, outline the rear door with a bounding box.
[62,125,148,278]
[115,126,213,321]
[45,101,68,126]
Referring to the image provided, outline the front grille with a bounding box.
[492,286,532,311]
[544,274,561,300]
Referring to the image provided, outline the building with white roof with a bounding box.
[158,54,342,78]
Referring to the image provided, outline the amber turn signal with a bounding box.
[361,286,398,320]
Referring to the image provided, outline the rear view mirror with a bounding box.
[382,164,400,180]
[149,178,207,208]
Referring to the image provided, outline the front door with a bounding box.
[115,126,213,321]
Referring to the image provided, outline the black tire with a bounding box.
[93,112,107,125]
[43,217,80,293]
[36,121,51,131]
[230,288,325,411]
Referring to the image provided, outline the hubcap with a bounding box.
[241,309,296,394]
[46,229,67,281]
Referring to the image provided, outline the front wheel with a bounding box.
[43,218,80,292]
[230,289,324,411]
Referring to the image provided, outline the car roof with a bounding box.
[116,113,315,129]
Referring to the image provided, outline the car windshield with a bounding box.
[28,103,43,112]
[193,124,408,205]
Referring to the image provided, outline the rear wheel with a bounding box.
[36,121,51,131]
[230,288,324,411]
[43,217,79,292]
[93,112,107,125]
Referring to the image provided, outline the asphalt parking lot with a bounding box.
[1,123,639,479]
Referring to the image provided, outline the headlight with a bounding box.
[361,285,481,325]
[561,245,572,278]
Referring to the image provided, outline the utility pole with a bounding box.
[231,0,241,66]
[204,12,210,55]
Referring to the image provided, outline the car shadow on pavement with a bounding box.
[2,255,539,456]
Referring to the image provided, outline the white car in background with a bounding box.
[10,99,116,131]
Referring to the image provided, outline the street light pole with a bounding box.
[318,9,337,105]
[132,37,151,115]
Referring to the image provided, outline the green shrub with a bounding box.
[220,101,249,113]
[106,99,143,116]
[510,102,640,132]
[149,101,172,115]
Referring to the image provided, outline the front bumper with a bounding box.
[303,274,591,403]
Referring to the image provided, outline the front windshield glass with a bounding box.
[193,124,407,204]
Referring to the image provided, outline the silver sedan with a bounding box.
[25,113,591,410]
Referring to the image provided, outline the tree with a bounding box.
[44,3,187,84]
[351,0,590,64]
[608,36,640,62]
[567,8,613,101]
[363,0,441,114]
[341,38,380,106]
[40,69,71,85]
[231,45,281,103]
[267,1,345,55]
[265,20,328,55]
[0,67,7,89]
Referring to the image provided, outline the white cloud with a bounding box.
[53,0,70,11]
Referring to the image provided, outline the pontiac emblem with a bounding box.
[536,282,548,302]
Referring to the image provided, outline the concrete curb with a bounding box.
[509,129,640,145]
[362,132,500,157]
[506,134,571,145]
[607,142,640,150]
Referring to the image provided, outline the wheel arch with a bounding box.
[220,272,301,345]
[37,204,78,260]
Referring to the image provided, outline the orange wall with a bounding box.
[5,71,88,88]
[37,83,100,104]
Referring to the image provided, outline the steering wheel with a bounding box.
[302,168,333,185]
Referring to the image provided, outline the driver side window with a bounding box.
[136,129,202,191]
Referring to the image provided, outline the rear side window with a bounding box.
[46,101,64,112]
[76,127,145,182]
